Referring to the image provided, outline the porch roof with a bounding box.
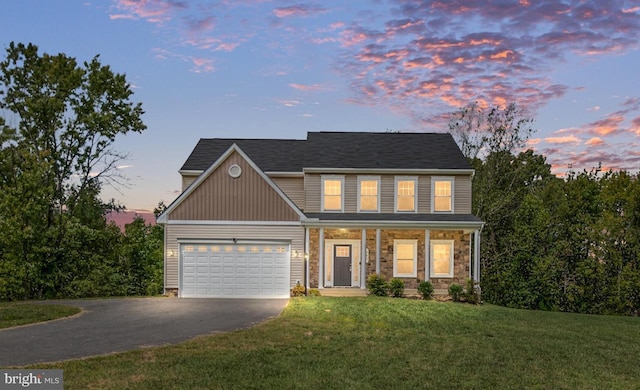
[302,213,484,230]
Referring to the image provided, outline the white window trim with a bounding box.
[321,175,345,212]
[357,176,381,212]
[431,176,455,213]
[393,239,418,278]
[430,239,455,278]
[394,176,418,213]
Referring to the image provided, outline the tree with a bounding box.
[449,102,535,160]
[0,42,146,299]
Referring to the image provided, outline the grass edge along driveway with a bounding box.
[0,302,80,329]
[36,297,640,390]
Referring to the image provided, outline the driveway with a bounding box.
[0,297,288,367]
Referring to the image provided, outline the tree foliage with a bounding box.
[0,42,161,300]
[451,103,640,316]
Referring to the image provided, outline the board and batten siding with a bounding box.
[165,224,305,289]
[304,173,472,214]
[270,177,305,210]
[169,151,299,221]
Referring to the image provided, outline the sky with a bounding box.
[2,0,640,212]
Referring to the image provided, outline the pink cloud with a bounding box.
[191,57,215,73]
[336,0,640,129]
[111,0,187,23]
[545,135,581,144]
[585,137,605,146]
[587,115,625,135]
[289,83,327,92]
[273,3,328,18]
[632,116,640,135]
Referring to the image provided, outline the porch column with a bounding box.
[319,228,325,289]
[305,228,310,289]
[375,228,381,274]
[474,229,481,283]
[361,228,367,289]
[424,229,430,281]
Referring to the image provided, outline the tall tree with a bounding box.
[0,42,145,299]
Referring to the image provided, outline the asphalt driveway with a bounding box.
[0,297,288,367]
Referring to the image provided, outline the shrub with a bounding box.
[464,279,480,304]
[449,283,463,302]
[307,288,321,297]
[366,273,389,296]
[417,280,434,300]
[291,282,305,297]
[389,278,405,297]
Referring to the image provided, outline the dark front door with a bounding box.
[334,245,352,286]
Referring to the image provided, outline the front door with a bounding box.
[334,245,352,286]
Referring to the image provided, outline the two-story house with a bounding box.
[157,132,483,298]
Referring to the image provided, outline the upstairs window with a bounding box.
[395,177,417,212]
[358,177,380,212]
[322,176,344,211]
[432,177,454,212]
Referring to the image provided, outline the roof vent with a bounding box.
[228,164,242,178]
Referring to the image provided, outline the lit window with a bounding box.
[395,177,417,212]
[276,247,286,253]
[211,246,220,252]
[198,246,208,252]
[358,177,379,211]
[224,246,234,252]
[250,247,260,253]
[430,240,454,278]
[432,178,453,212]
[263,247,272,253]
[393,240,417,277]
[322,177,344,211]
[237,246,246,252]
[335,246,350,257]
[183,245,194,252]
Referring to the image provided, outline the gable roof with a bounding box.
[181,138,306,172]
[158,143,306,223]
[179,131,471,173]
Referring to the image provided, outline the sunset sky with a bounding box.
[2,0,639,212]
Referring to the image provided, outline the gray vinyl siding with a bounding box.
[380,175,395,212]
[454,175,472,214]
[304,173,472,214]
[304,174,321,212]
[271,177,305,210]
[165,224,305,289]
[418,176,431,213]
[181,175,199,191]
[344,175,357,213]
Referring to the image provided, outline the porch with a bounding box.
[303,226,481,293]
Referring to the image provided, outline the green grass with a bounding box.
[35,297,640,389]
[0,302,80,329]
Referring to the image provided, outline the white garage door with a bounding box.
[180,243,290,298]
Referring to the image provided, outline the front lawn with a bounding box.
[0,302,80,329]
[37,297,640,389]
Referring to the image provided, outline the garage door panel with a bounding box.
[181,243,290,298]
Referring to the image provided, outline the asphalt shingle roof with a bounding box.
[180,138,306,172]
[304,132,470,170]
[180,132,470,172]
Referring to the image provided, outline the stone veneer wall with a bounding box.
[429,230,470,290]
[307,228,470,290]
